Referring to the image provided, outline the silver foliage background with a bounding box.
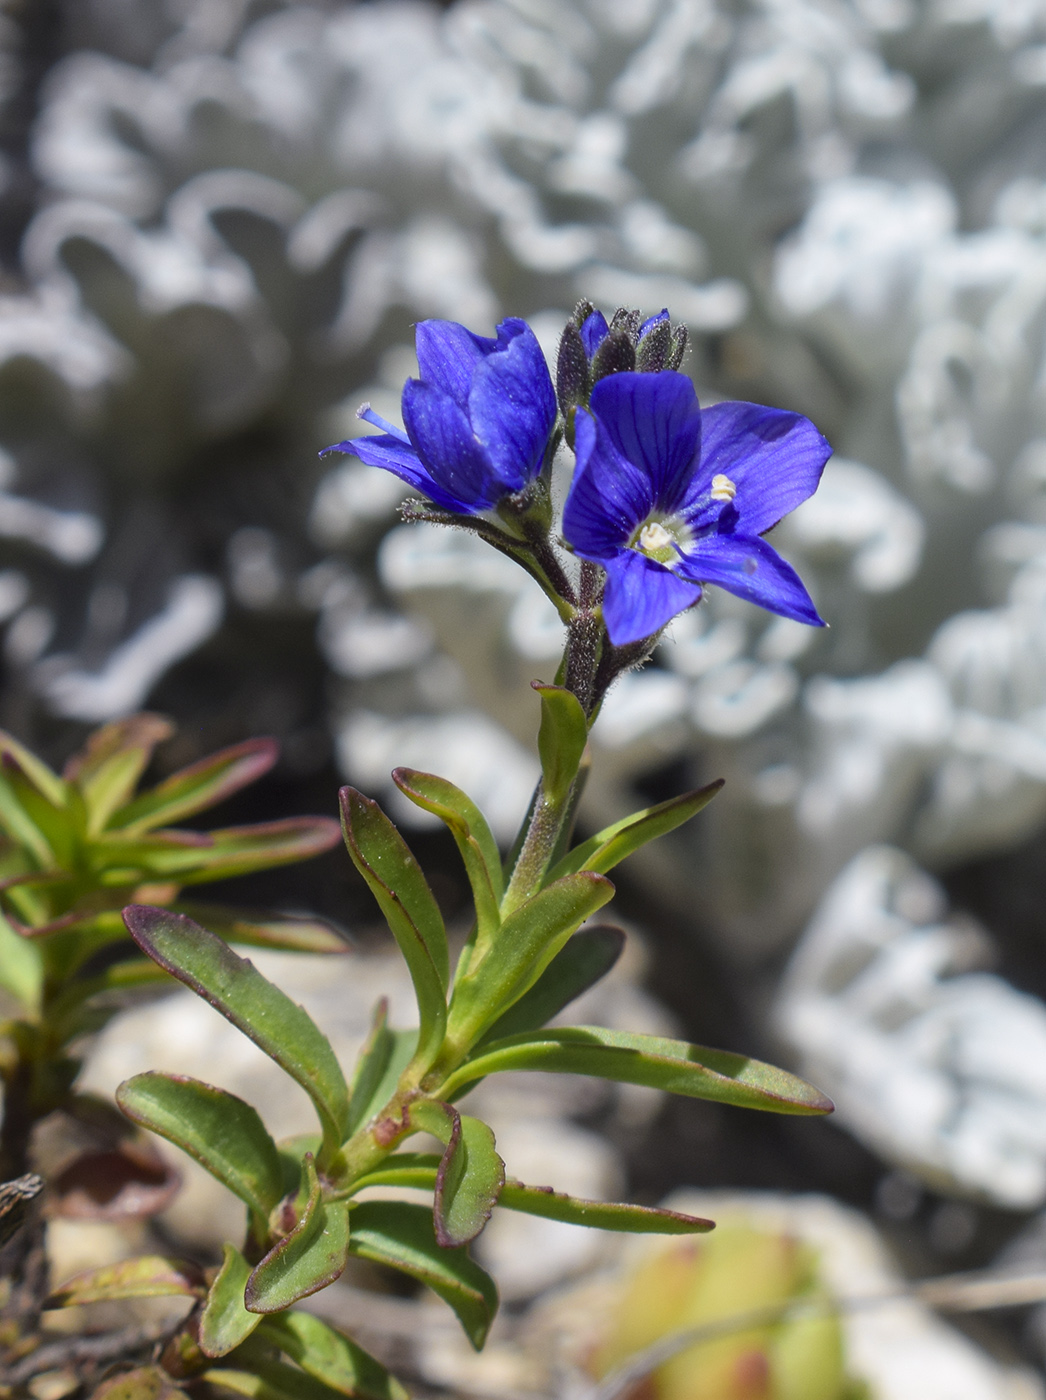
[9,0,1046,1251]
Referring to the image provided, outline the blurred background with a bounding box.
[13,0,1046,1392]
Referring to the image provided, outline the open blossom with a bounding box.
[323,317,556,515]
[563,372,830,646]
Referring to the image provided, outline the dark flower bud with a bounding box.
[556,319,590,433]
[635,318,672,372]
[668,324,690,370]
[572,298,597,329]
[591,329,636,380]
[609,307,642,340]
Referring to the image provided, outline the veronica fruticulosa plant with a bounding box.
[46,303,834,1400]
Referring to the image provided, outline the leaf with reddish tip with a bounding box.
[174,903,348,954]
[475,924,625,1047]
[46,1255,204,1307]
[117,1072,284,1218]
[347,1201,498,1350]
[410,1101,504,1247]
[64,715,174,835]
[447,872,614,1048]
[548,781,724,883]
[256,1312,409,1400]
[339,787,447,1070]
[122,907,350,1154]
[245,1159,350,1313]
[200,1244,262,1357]
[101,818,341,884]
[498,1181,714,1233]
[442,1026,835,1116]
[112,738,279,832]
[391,769,501,942]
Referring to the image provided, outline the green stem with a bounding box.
[501,602,604,913]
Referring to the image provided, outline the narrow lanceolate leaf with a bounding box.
[547,781,724,882]
[498,1181,713,1233]
[442,1027,835,1116]
[339,787,448,1069]
[347,1001,417,1136]
[117,1073,284,1218]
[257,1312,409,1400]
[0,913,42,1012]
[64,714,174,835]
[200,1245,263,1357]
[391,769,502,942]
[533,683,588,806]
[448,873,614,1047]
[349,1152,441,1193]
[410,1101,504,1247]
[123,907,350,1153]
[245,1159,350,1313]
[202,1362,351,1400]
[348,1201,498,1350]
[102,818,341,884]
[112,738,279,832]
[476,925,625,1047]
[46,1256,204,1308]
[0,728,66,807]
[174,902,348,954]
[0,770,54,866]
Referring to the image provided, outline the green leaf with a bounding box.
[257,1312,409,1400]
[202,1363,350,1400]
[391,769,502,943]
[175,902,348,954]
[409,1101,504,1247]
[46,1256,204,1308]
[441,1027,835,1116]
[100,819,341,884]
[0,770,55,866]
[112,738,279,832]
[347,1201,498,1350]
[339,787,448,1071]
[533,683,588,807]
[116,1072,284,1218]
[498,1181,713,1233]
[92,1366,187,1399]
[245,1158,350,1313]
[0,729,66,807]
[123,907,350,1155]
[200,1245,263,1357]
[349,1152,441,1193]
[476,924,625,1047]
[64,715,174,836]
[447,872,614,1047]
[346,1001,417,1136]
[548,781,724,882]
[0,912,42,1012]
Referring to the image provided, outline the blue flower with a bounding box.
[324,318,557,515]
[562,371,830,646]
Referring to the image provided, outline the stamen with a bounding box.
[358,403,411,444]
[638,521,674,552]
[711,474,737,502]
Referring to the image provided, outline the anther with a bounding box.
[711,474,737,502]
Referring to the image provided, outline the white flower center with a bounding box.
[638,520,675,553]
[711,474,737,502]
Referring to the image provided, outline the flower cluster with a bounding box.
[326,304,830,655]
